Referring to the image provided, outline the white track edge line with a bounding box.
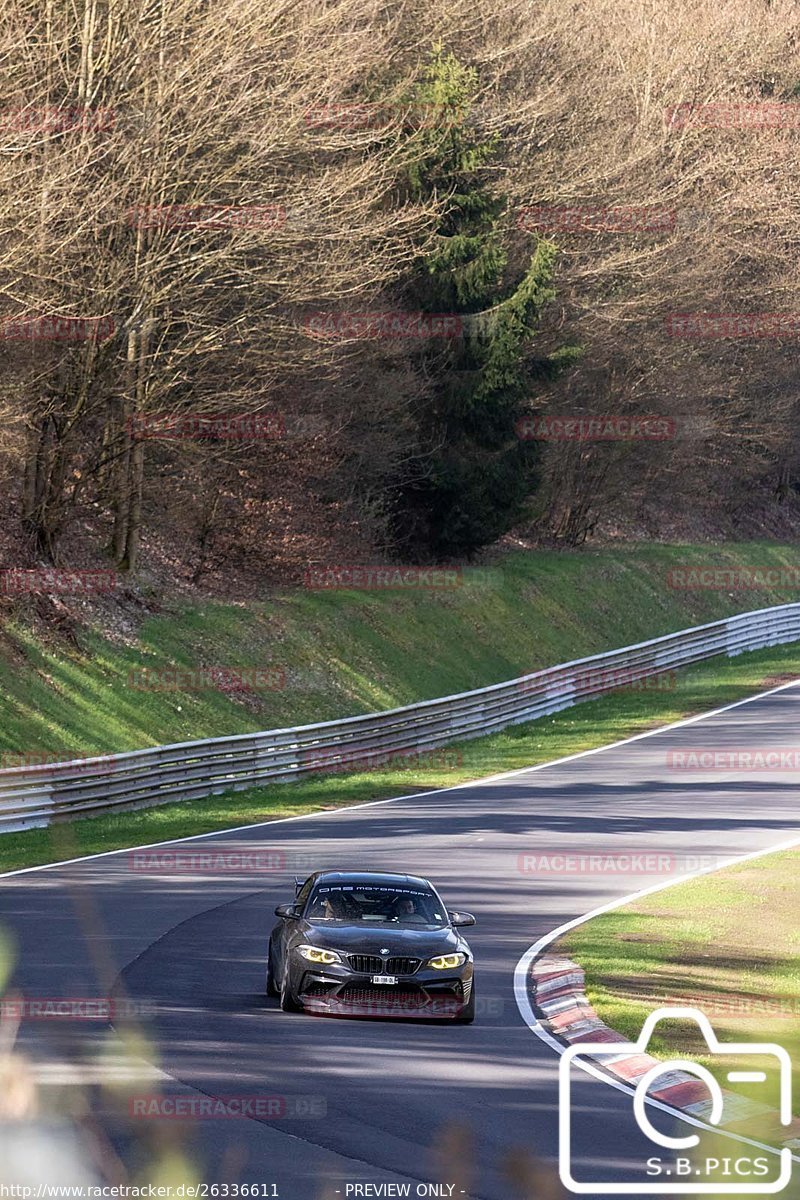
[1,678,798,882]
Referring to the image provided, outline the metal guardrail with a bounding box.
[2,602,799,833]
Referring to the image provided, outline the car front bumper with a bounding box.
[293,962,473,1019]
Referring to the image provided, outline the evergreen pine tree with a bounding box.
[390,48,572,560]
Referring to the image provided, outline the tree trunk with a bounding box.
[776,455,791,504]
[22,419,43,523]
[119,323,148,572]
[120,437,144,572]
[111,329,138,562]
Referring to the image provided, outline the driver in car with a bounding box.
[309,891,350,919]
[391,894,424,922]
[323,892,350,919]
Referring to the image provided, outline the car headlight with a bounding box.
[427,952,467,970]
[297,944,343,965]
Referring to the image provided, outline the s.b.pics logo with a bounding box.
[559,1007,793,1194]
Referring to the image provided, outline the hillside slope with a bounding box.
[1,542,799,759]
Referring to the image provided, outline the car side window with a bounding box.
[295,875,316,911]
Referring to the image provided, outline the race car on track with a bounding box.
[266,870,476,1021]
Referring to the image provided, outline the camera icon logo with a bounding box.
[559,1006,793,1194]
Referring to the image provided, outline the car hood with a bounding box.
[299,922,463,957]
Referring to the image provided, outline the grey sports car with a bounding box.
[266,870,476,1021]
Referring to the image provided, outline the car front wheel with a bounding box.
[455,984,475,1024]
[265,944,279,997]
[280,965,302,1012]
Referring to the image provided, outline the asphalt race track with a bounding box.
[3,682,800,1200]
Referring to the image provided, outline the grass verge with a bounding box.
[1,640,797,876]
[559,846,800,1118]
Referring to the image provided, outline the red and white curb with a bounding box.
[530,954,800,1152]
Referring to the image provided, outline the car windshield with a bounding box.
[306,883,446,927]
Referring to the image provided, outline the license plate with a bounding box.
[371,975,397,985]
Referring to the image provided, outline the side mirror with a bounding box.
[449,910,476,928]
[275,903,301,919]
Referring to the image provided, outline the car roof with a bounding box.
[311,870,433,888]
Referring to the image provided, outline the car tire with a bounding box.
[455,984,475,1024]
[265,946,279,997]
[280,968,302,1013]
